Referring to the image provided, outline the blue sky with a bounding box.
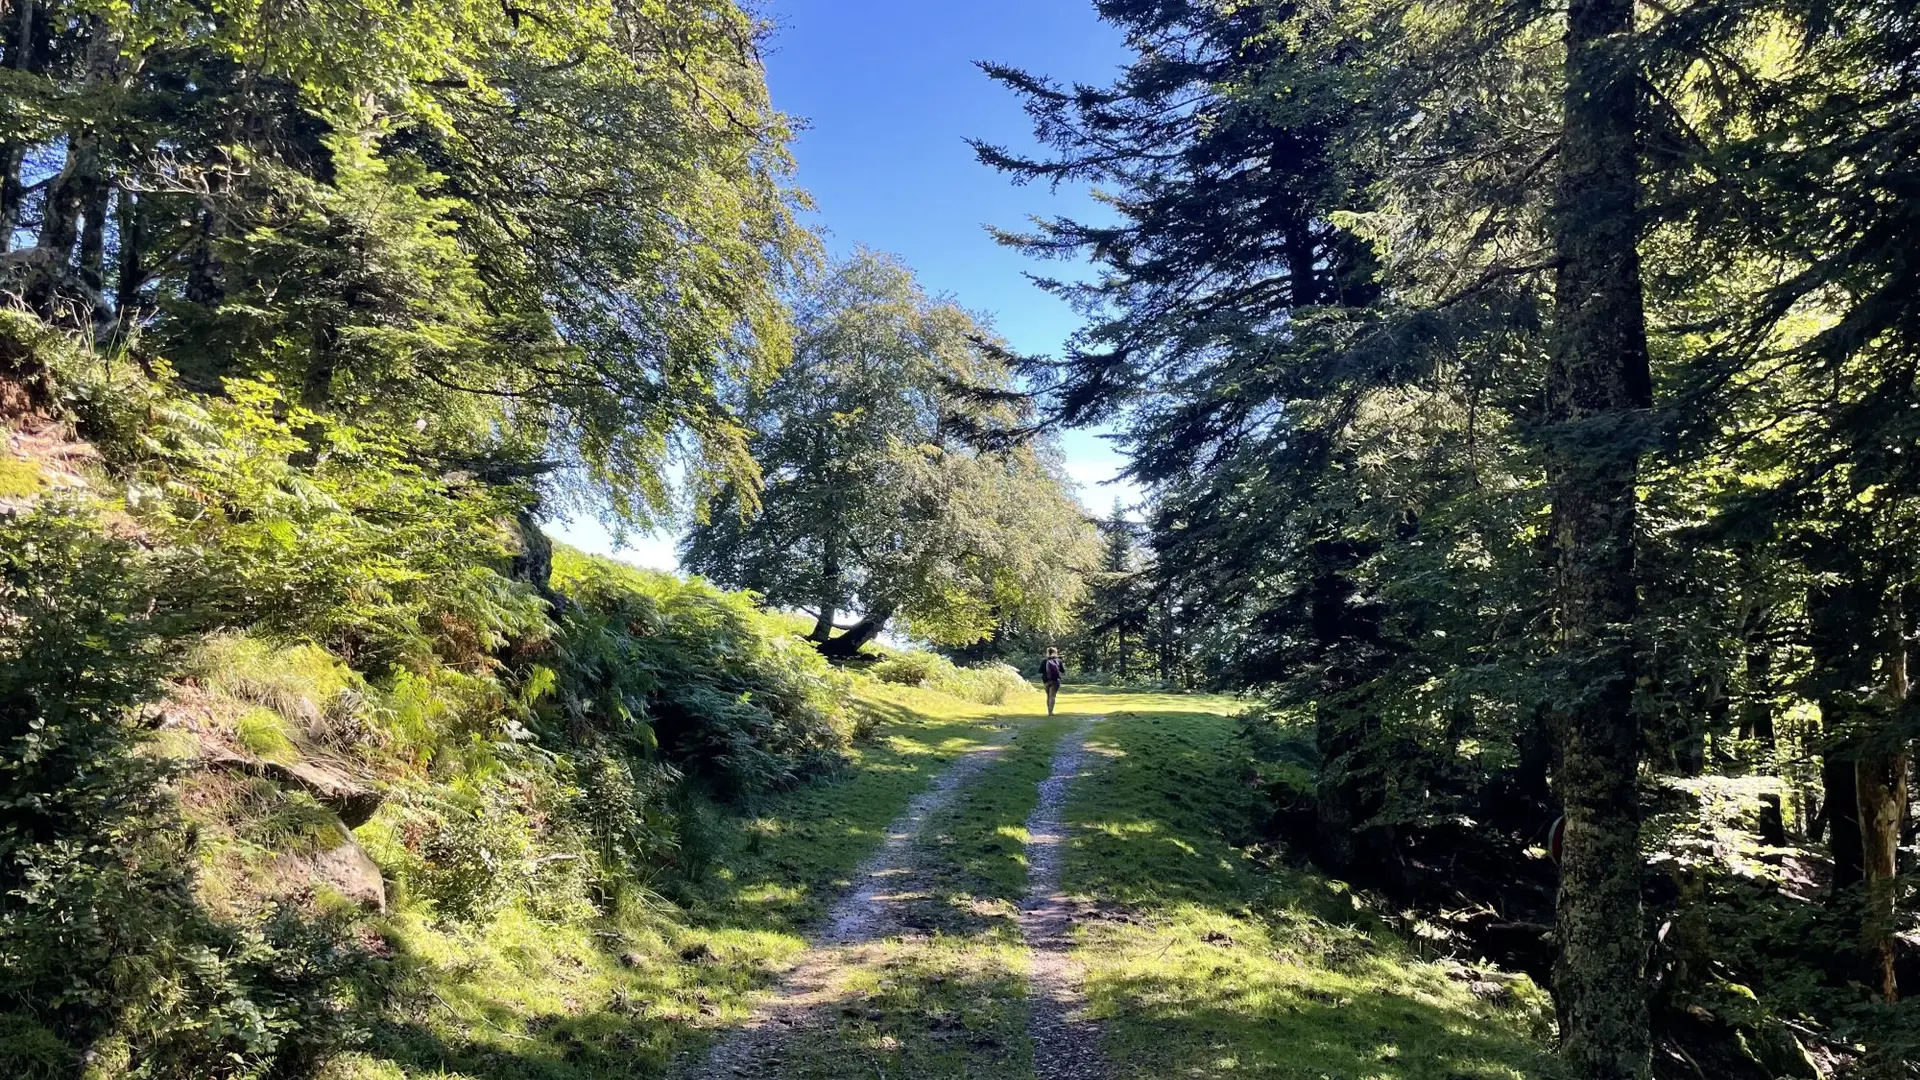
[554,0,1139,567]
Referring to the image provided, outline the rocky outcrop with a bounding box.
[509,507,568,614]
[202,750,383,828]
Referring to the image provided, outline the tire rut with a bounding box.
[1018,716,1105,1080]
[676,725,1016,1080]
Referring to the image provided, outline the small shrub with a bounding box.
[570,751,679,891]
[869,650,1037,706]
[408,791,534,925]
[668,784,726,883]
[945,662,1033,706]
[547,546,854,800]
[872,651,942,687]
[0,1014,73,1080]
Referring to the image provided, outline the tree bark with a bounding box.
[77,178,109,295]
[1809,578,1875,892]
[1741,628,1775,746]
[809,548,843,643]
[113,188,145,341]
[1314,703,1361,875]
[1823,753,1864,889]
[0,0,32,246]
[27,14,115,318]
[1544,0,1654,1074]
[819,607,892,659]
[1856,589,1909,1001]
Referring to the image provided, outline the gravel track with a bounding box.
[676,728,1016,1079]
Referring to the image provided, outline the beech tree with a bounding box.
[0,0,804,525]
[682,250,1098,657]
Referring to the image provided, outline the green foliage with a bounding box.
[128,378,551,669]
[4,0,808,526]
[549,545,854,799]
[683,250,1099,652]
[410,789,538,925]
[984,0,1920,1067]
[0,500,371,1078]
[869,651,1036,706]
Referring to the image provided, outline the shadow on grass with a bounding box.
[363,931,1034,1080]
[1085,976,1560,1080]
[1063,708,1562,1080]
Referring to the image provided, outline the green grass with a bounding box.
[1060,698,1562,1080]
[920,712,1076,906]
[718,700,1080,1079]
[296,681,1564,1080]
[0,453,43,499]
[235,706,298,762]
[685,681,1029,932]
[332,680,1032,1080]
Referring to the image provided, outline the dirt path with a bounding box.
[677,727,1016,1079]
[1018,716,1105,1080]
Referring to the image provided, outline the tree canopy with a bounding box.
[983,0,1918,1074]
[1,0,807,525]
[682,249,1099,657]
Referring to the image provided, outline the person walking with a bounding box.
[1041,647,1064,715]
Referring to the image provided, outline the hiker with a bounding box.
[1041,647,1064,715]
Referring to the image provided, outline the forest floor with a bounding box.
[335,686,1562,1080]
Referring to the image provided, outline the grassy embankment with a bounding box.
[324,681,1043,1080]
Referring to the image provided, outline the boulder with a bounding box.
[303,834,387,913]
[203,750,383,827]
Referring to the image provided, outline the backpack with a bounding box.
[1043,657,1063,682]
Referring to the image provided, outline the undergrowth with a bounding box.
[0,338,1032,1079]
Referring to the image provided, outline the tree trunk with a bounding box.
[1823,753,1864,889]
[1285,214,1320,307]
[1809,578,1875,893]
[819,607,892,659]
[809,551,842,643]
[1544,0,1654,1074]
[28,14,115,317]
[113,188,145,340]
[77,179,109,295]
[1741,630,1775,745]
[0,1,32,246]
[1856,590,1909,1001]
[1314,703,1360,876]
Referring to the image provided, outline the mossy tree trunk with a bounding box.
[1544,0,1654,1074]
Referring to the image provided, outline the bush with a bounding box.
[0,501,371,1078]
[872,651,943,688]
[547,547,853,799]
[870,651,1037,706]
